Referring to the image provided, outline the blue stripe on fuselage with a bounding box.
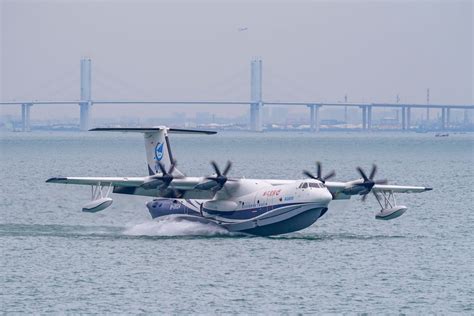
[203,202,305,220]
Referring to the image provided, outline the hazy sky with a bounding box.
[0,0,472,120]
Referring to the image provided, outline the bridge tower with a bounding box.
[250,59,263,131]
[21,103,32,132]
[80,58,92,131]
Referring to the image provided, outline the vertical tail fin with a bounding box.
[143,129,177,175]
[90,127,216,176]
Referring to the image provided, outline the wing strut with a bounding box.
[372,190,407,221]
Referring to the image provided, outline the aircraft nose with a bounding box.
[310,188,332,205]
[321,188,333,204]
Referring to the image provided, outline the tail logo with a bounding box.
[154,143,164,161]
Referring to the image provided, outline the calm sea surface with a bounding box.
[1,131,473,314]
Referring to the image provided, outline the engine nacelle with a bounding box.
[82,197,113,213]
[375,206,407,220]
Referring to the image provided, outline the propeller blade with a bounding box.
[222,161,232,176]
[356,165,386,202]
[157,162,167,175]
[323,170,336,181]
[206,161,234,191]
[168,161,177,174]
[362,189,381,202]
[369,164,377,180]
[303,170,316,179]
[304,162,336,183]
[207,178,225,190]
[210,161,221,176]
[356,167,369,181]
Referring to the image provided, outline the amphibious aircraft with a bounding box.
[46,127,432,236]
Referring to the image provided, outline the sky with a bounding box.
[0,0,472,121]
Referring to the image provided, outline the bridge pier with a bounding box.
[308,104,321,132]
[361,106,367,130]
[367,105,372,130]
[21,104,26,131]
[250,59,263,131]
[401,106,406,130]
[309,105,315,132]
[446,108,451,129]
[441,107,446,130]
[406,106,411,130]
[21,103,32,132]
[80,58,92,131]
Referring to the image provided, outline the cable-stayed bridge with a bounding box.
[1,58,472,132]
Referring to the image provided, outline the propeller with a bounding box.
[303,161,336,183]
[356,164,388,201]
[141,160,182,191]
[206,161,233,191]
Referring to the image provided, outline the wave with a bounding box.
[123,215,234,237]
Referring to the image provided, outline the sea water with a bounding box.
[1,131,473,313]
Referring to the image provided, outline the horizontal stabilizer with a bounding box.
[46,176,146,187]
[89,127,217,135]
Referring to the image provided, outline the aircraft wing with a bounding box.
[372,184,433,193]
[46,176,217,199]
[324,181,432,200]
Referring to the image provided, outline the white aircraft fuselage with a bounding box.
[147,179,333,236]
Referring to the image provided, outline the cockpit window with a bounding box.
[308,182,326,188]
[302,183,308,189]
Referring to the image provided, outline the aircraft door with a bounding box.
[254,192,264,212]
[253,191,269,213]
